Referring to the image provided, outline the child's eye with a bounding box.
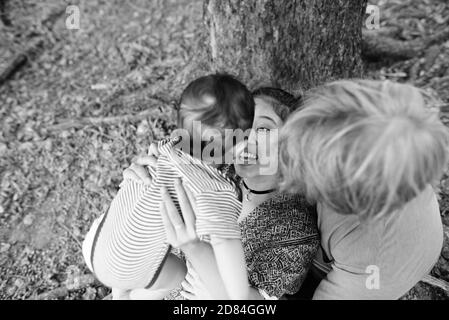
[256,127,270,134]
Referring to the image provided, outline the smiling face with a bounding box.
[234,96,283,178]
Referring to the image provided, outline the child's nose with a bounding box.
[247,129,257,145]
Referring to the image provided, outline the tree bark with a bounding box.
[203,0,368,94]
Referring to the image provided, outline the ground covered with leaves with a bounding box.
[0,0,448,299]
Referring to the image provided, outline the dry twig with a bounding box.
[48,106,172,132]
[0,7,65,86]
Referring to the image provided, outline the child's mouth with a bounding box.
[239,151,258,162]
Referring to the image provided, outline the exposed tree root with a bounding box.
[362,28,449,60]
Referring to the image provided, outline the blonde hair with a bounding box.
[279,79,449,219]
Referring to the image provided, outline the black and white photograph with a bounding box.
[1,0,449,306]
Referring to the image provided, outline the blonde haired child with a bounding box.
[280,79,449,299]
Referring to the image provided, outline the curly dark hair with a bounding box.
[178,73,255,130]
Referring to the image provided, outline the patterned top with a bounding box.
[166,190,320,300]
[90,139,242,290]
[240,192,319,298]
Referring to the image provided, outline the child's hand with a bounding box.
[147,142,161,158]
[180,262,214,300]
[122,142,160,185]
[160,178,200,253]
[122,155,156,185]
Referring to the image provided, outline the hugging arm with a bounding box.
[180,242,230,299]
[160,180,230,299]
[210,238,250,299]
[181,244,264,300]
[182,238,320,300]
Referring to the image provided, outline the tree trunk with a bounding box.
[203,0,368,94]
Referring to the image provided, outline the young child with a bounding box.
[82,74,255,299]
[279,79,449,299]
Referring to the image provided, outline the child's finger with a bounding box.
[186,260,199,278]
[174,179,196,233]
[180,290,195,300]
[122,168,142,183]
[134,155,157,168]
[181,280,194,293]
[161,187,184,229]
[148,143,160,158]
[186,269,205,292]
[129,163,152,185]
[185,270,196,285]
[160,201,176,241]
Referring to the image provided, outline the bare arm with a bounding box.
[180,241,264,300]
[160,180,231,299]
[182,241,229,299]
[210,238,249,299]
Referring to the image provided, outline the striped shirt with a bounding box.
[88,138,242,290]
